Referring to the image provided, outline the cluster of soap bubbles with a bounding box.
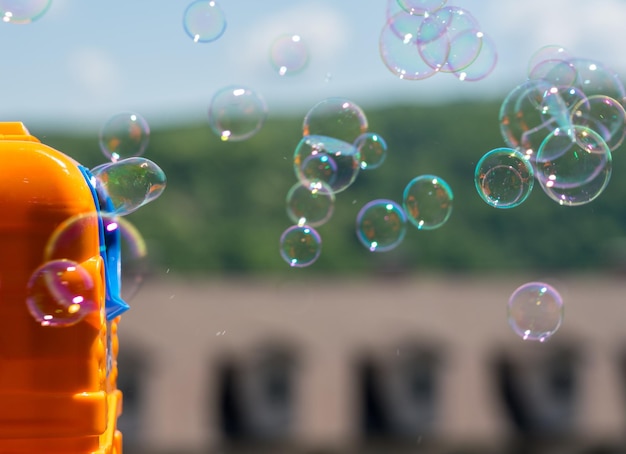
[380,0,497,82]
[0,0,51,24]
[26,112,165,327]
[280,97,455,266]
[492,45,625,207]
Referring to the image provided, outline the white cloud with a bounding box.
[66,48,123,99]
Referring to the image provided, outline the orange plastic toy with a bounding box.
[0,123,128,453]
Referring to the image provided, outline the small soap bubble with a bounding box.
[279,224,322,267]
[475,148,534,209]
[379,12,439,81]
[294,135,360,194]
[303,97,368,144]
[403,175,453,230]
[0,0,51,23]
[354,132,388,170]
[208,86,268,141]
[571,95,626,151]
[356,199,407,252]
[286,180,335,227]
[270,34,309,76]
[453,32,497,82]
[92,157,167,216]
[508,282,563,342]
[536,125,612,206]
[26,260,98,327]
[99,112,150,162]
[183,0,226,43]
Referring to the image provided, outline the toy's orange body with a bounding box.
[0,123,123,453]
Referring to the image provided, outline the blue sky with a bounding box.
[1,0,626,133]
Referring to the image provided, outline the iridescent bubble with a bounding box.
[571,95,626,151]
[475,148,534,209]
[26,260,98,327]
[44,212,148,302]
[453,32,497,82]
[279,224,322,267]
[270,34,309,76]
[356,199,407,252]
[499,79,571,162]
[99,112,150,163]
[508,281,564,342]
[396,0,447,15]
[92,157,167,216]
[354,132,388,170]
[379,12,440,81]
[286,180,335,227]
[402,175,453,230]
[527,45,571,77]
[208,86,268,141]
[183,0,226,43]
[536,125,612,206]
[0,0,51,23]
[294,135,360,193]
[527,45,576,88]
[570,58,626,106]
[303,97,368,144]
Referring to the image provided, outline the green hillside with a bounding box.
[37,101,626,276]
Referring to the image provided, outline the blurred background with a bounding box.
[5,0,626,452]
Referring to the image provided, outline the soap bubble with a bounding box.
[508,281,563,342]
[454,32,497,82]
[475,148,534,209]
[0,0,51,24]
[208,86,267,141]
[286,180,335,227]
[270,34,309,76]
[527,45,571,77]
[354,132,388,170]
[499,79,571,162]
[536,125,612,206]
[403,175,453,230]
[26,260,98,327]
[571,95,626,151]
[294,135,360,194]
[570,58,626,106]
[356,199,407,252]
[92,157,167,216]
[279,224,322,267]
[379,12,440,81]
[183,0,226,43]
[303,97,368,144]
[45,212,148,302]
[99,112,150,162]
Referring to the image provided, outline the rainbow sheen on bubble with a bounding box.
[453,32,497,82]
[99,112,150,163]
[536,125,612,206]
[508,282,564,342]
[208,86,268,141]
[286,180,335,227]
[270,34,309,76]
[0,0,51,23]
[26,260,98,327]
[303,97,368,144]
[356,199,407,252]
[92,157,167,216]
[183,0,226,43]
[475,148,534,209]
[570,58,626,106]
[45,212,148,303]
[571,95,626,151]
[396,0,447,15]
[279,224,322,267]
[294,135,360,194]
[354,132,388,170]
[403,175,453,230]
